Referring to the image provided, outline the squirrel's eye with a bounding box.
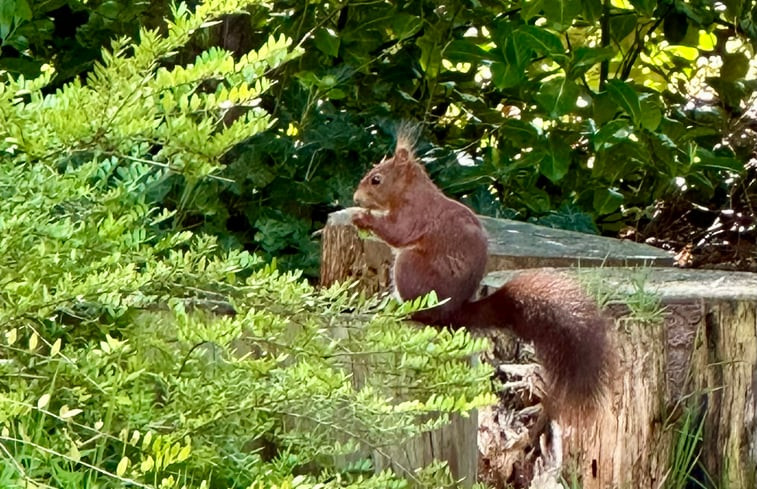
[370,174,383,185]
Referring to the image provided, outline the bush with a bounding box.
[157,0,757,272]
[7,1,755,275]
[0,2,494,487]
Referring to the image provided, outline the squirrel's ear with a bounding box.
[394,147,412,164]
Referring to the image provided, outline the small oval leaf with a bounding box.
[116,456,129,476]
[50,338,62,357]
[37,393,51,410]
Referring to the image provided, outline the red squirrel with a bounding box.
[351,128,612,411]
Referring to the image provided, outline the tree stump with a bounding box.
[320,212,674,291]
[483,268,757,489]
[320,210,757,488]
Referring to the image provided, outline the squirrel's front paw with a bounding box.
[350,208,372,229]
[327,207,364,227]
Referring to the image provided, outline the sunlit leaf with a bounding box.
[535,76,580,117]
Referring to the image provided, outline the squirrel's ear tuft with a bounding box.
[394,147,412,164]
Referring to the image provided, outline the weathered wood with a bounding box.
[320,211,757,488]
[371,399,479,484]
[320,210,674,292]
[484,268,757,489]
[479,216,674,270]
[320,210,392,295]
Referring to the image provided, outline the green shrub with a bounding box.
[0,2,494,487]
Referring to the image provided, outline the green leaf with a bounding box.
[15,0,31,20]
[515,25,565,58]
[116,456,129,476]
[313,28,340,57]
[663,12,689,44]
[594,140,649,178]
[541,0,582,29]
[568,46,614,77]
[720,52,749,81]
[639,96,661,131]
[629,0,656,17]
[522,186,553,213]
[491,61,523,89]
[521,0,546,20]
[417,31,443,79]
[0,0,16,39]
[610,13,637,43]
[500,119,540,147]
[540,134,572,182]
[707,78,751,109]
[444,39,490,63]
[694,149,745,172]
[581,0,602,21]
[592,188,624,214]
[592,91,618,125]
[606,80,642,126]
[535,76,580,117]
[391,12,423,39]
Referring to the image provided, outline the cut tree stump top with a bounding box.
[320,210,674,293]
[483,267,757,301]
[478,216,673,269]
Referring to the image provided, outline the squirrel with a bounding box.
[350,126,612,412]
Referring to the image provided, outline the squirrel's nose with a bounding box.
[353,189,365,207]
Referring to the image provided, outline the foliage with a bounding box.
[214,0,756,271]
[0,2,495,487]
[5,0,756,275]
[0,0,170,83]
[663,403,707,489]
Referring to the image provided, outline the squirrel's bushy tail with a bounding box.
[451,270,613,411]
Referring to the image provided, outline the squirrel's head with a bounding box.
[353,126,430,211]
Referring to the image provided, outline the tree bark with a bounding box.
[483,268,757,489]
